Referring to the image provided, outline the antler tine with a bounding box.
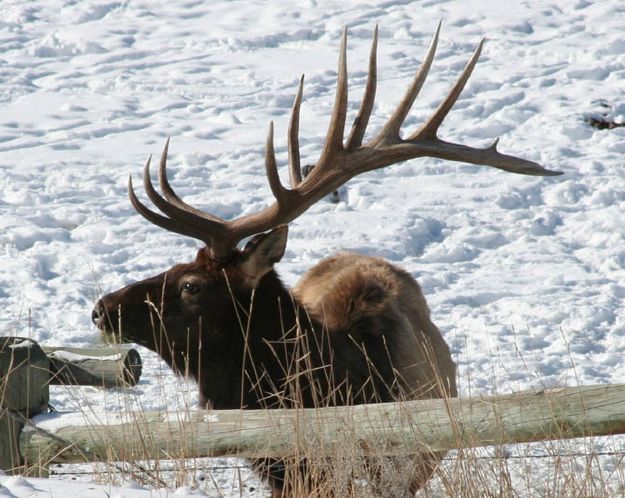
[140,154,227,244]
[346,25,378,151]
[129,170,170,230]
[319,28,349,163]
[410,35,482,140]
[144,154,201,228]
[374,21,440,145]
[157,137,176,201]
[128,161,213,242]
[264,121,288,203]
[288,75,305,188]
[157,138,224,223]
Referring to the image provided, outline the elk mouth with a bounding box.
[99,329,123,345]
[93,317,140,347]
[92,298,164,350]
[94,325,124,345]
[92,299,126,344]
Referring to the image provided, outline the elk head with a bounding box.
[92,217,291,381]
[92,24,560,388]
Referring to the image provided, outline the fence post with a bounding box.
[0,337,50,475]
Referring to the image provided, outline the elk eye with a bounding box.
[182,282,200,294]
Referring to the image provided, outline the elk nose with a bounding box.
[92,300,105,327]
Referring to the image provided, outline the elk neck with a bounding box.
[194,268,324,410]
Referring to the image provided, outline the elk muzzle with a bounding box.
[92,274,164,345]
[92,296,124,343]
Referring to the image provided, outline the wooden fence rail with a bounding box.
[44,346,142,388]
[19,384,625,466]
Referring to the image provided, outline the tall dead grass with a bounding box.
[7,294,625,497]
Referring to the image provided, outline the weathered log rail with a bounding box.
[18,384,625,466]
[44,345,142,388]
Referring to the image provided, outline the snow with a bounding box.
[47,350,124,362]
[7,339,36,349]
[1,0,624,495]
[0,475,200,497]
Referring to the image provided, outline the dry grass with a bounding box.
[37,383,625,497]
[4,298,625,496]
[39,337,625,496]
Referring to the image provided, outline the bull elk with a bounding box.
[93,25,560,497]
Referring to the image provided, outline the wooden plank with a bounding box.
[43,346,142,387]
[19,384,625,464]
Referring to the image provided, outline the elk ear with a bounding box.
[239,225,288,287]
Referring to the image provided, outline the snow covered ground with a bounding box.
[0,473,218,497]
[1,0,624,495]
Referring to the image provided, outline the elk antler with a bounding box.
[129,24,562,261]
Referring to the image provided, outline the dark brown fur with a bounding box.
[93,227,456,496]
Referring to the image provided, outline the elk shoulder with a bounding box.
[293,254,457,400]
